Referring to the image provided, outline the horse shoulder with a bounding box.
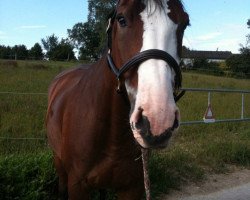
[46,64,93,157]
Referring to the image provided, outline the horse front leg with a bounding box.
[67,172,90,200]
[99,189,107,200]
[53,155,68,200]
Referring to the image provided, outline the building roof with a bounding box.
[182,50,233,60]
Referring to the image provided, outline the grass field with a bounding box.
[0,59,249,199]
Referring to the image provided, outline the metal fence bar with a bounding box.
[0,137,46,141]
[1,88,250,95]
[181,118,250,126]
[180,88,250,94]
[0,92,47,95]
[180,88,250,126]
[241,94,245,119]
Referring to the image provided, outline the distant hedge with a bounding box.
[226,54,250,75]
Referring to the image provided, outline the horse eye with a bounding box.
[117,16,127,27]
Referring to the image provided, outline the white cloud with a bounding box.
[196,32,223,41]
[183,22,248,53]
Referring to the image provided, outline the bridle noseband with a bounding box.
[106,11,185,102]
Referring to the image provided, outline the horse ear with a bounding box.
[106,9,117,50]
[106,8,117,32]
[106,18,112,33]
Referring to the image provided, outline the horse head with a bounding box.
[107,0,189,148]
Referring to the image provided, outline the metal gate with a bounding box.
[179,88,250,125]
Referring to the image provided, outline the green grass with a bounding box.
[0,151,57,200]
[0,60,250,199]
[0,59,84,154]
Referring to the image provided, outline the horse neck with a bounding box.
[86,55,139,159]
[98,55,131,128]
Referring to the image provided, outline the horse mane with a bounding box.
[148,0,184,7]
[143,0,185,14]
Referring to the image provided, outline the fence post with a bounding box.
[208,92,211,105]
[241,94,244,119]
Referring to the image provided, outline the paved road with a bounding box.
[164,169,250,200]
[179,183,250,200]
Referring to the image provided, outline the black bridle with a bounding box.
[106,12,185,102]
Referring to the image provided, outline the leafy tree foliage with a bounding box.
[68,22,101,60]
[52,39,76,61]
[67,0,115,60]
[0,45,13,59]
[29,43,44,60]
[41,34,75,60]
[41,34,59,59]
[227,19,250,76]
[188,57,224,76]
[239,19,250,54]
[88,0,116,52]
[226,54,250,75]
[12,45,29,60]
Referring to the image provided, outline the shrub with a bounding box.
[27,63,49,70]
[192,58,225,76]
[0,60,19,68]
[226,54,250,74]
[0,152,57,200]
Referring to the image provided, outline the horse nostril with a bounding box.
[172,111,180,130]
[134,107,144,130]
[172,118,179,130]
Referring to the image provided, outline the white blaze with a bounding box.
[128,0,180,143]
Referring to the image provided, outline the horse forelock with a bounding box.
[142,0,185,11]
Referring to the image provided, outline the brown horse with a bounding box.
[46,0,189,199]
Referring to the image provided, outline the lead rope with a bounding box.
[141,148,151,200]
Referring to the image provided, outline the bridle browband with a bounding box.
[106,8,185,102]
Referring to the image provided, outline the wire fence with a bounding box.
[0,137,45,141]
[0,88,249,141]
[0,92,47,95]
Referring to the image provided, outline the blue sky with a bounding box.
[0,0,249,53]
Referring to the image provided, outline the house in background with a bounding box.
[181,49,234,68]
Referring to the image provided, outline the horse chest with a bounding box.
[86,152,143,189]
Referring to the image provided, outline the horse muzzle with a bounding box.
[130,107,180,149]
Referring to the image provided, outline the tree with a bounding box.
[41,34,75,60]
[68,22,101,60]
[226,19,250,77]
[239,19,250,54]
[67,0,116,60]
[52,39,76,61]
[41,34,59,59]
[0,45,12,59]
[29,43,44,60]
[12,45,28,60]
[88,0,116,52]
[226,54,250,75]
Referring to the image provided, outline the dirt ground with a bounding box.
[161,167,250,200]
